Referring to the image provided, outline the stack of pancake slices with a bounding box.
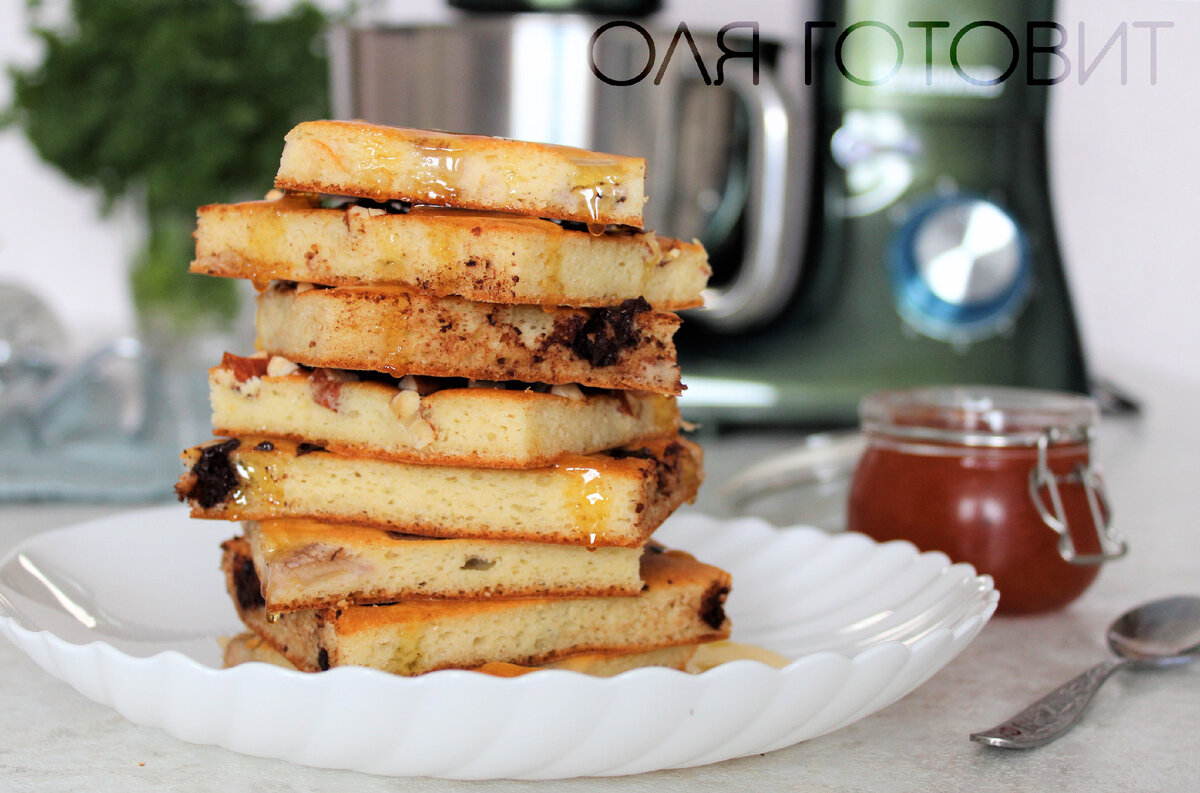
[175,119,731,677]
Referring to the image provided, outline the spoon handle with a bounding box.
[969,657,1127,749]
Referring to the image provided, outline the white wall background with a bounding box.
[2,0,1197,386]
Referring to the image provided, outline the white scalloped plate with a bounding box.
[0,506,996,779]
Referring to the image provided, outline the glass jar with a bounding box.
[846,386,1126,614]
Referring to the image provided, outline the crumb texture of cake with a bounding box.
[209,355,679,468]
[178,437,703,547]
[245,519,645,611]
[221,632,297,669]
[221,630,698,676]
[275,120,647,226]
[193,197,708,309]
[471,644,697,677]
[255,283,683,394]
[223,537,730,675]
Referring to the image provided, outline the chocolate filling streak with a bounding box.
[321,194,645,234]
[323,195,413,214]
[699,583,730,631]
[177,439,240,508]
[219,351,630,398]
[548,297,653,367]
[608,441,682,492]
[607,446,655,461]
[229,546,266,612]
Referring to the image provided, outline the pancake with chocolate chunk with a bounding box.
[221,631,700,677]
[255,282,682,395]
[176,436,702,547]
[274,120,646,226]
[243,519,645,612]
[193,195,708,309]
[209,353,679,468]
[223,536,730,675]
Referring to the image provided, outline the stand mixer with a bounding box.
[678,0,1089,427]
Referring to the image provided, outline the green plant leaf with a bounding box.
[6,0,331,329]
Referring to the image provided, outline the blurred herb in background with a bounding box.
[3,0,329,330]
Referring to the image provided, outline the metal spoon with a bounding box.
[970,595,1200,749]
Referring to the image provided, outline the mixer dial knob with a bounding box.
[889,197,1031,344]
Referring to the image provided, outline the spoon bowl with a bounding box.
[1106,595,1200,665]
[971,595,1200,749]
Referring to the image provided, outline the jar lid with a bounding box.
[860,386,1098,448]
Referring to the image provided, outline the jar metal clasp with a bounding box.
[1028,428,1128,565]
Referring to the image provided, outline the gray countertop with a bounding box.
[2,369,1198,792]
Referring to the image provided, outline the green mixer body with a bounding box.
[678,0,1088,426]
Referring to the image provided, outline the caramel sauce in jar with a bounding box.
[846,387,1125,614]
